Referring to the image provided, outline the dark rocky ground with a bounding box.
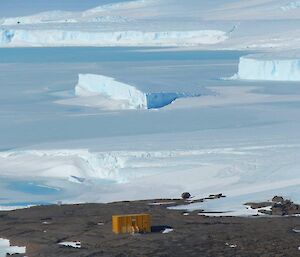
[246,196,300,216]
[1,199,300,257]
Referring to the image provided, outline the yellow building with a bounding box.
[112,214,151,234]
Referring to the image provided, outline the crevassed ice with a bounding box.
[0,29,227,47]
[232,55,300,81]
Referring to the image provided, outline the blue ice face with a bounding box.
[146,93,183,109]
[146,92,199,109]
[0,29,14,44]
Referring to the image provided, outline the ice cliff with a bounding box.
[0,29,227,47]
[76,74,147,110]
[232,54,300,81]
[74,74,197,110]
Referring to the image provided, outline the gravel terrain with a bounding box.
[1,200,300,257]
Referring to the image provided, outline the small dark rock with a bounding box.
[272,196,284,203]
[208,193,225,199]
[181,192,191,199]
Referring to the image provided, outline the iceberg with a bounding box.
[0,29,228,47]
[232,54,300,81]
[75,74,147,110]
[74,74,199,110]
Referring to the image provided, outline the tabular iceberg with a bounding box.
[0,29,227,47]
[76,74,147,110]
[74,74,198,110]
[232,54,300,81]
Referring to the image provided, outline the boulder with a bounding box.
[181,192,191,200]
[272,196,284,203]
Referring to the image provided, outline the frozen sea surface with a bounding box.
[0,47,247,149]
[1,47,300,214]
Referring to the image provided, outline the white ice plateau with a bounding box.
[2,0,300,49]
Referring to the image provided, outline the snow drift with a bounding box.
[0,149,127,183]
[2,143,300,215]
[0,29,227,47]
[0,148,212,184]
[74,74,198,110]
[232,54,300,81]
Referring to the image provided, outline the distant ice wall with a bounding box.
[0,29,228,47]
[232,55,300,81]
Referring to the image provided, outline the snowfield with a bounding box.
[0,0,155,25]
[2,140,300,216]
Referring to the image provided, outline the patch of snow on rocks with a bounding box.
[162,228,174,234]
[59,241,81,248]
[0,238,26,257]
